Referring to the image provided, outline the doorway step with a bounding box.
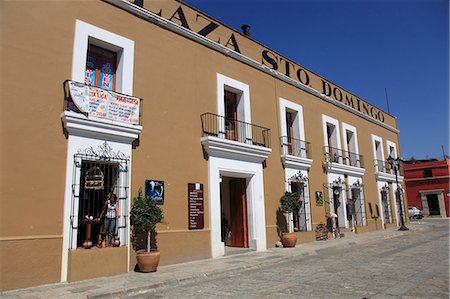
[224,247,255,256]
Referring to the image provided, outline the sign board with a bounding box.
[145,180,164,204]
[84,166,104,190]
[188,183,204,230]
[315,191,323,206]
[68,81,140,125]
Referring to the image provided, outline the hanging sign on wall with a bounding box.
[188,183,204,230]
[315,191,323,206]
[145,180,164,204]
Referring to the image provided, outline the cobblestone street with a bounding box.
[3,218,448,298]
[129,218,449,299]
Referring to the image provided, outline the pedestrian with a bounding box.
[100,192,118,246]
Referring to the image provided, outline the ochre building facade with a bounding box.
[1,0,408,291]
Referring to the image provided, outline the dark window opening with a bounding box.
[77,161,119,248]
[85,44,117,91]
[423,169,432,178]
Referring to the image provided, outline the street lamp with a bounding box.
[387,155,409,231]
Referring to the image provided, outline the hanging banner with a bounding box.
[100,61,114,90]
[68,81,140,124]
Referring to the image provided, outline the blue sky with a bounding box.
[185,0,449,160]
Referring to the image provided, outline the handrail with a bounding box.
[200,112,271,148]
[324,146,364,168]
[280,136,311,159]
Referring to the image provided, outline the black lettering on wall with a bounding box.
[133,0,144,8]
[296,68,310,86]
[370,107,378,119]
[333,87,343,102]
[279,57,294,78]
[378,111,385,122]
[261,50,278,70]
[196,14,219,37]
[362,103,370,115]
[169,6,190,30]
[356,98,361,112]
[322,80,332,96]
[345,95,355,108]
[224,34,241,53]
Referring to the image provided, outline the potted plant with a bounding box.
[130,189,164,272]
[279,191,302,247]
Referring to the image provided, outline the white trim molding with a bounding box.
[322,115,342,151]
[341,122,361,157]
[281,155,313,170]
[279,98,306,141]
[324,162,366,177]
[207,156,268,258]
[61,111,143,143]
[217,73,251,123]
[386,140,398,159]
[72,19,135,95]
[201,136,271,164]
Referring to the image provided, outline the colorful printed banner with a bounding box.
[68,81,140,125]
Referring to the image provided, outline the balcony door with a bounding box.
[85,44,117,91]
[229,178,248,247]
[225,90,239,141]
[286,111,295,155]
[327,124,338,162]
[221,177,249,248]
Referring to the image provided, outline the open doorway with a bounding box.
[427,194,441,215]
[220,177,248,250]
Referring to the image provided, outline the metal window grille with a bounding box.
[381,189,392,224]
[69,142,129,250]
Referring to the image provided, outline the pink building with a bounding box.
[403,158,450,217]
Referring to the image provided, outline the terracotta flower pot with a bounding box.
[136,250,160,272]
[281,232,297,247]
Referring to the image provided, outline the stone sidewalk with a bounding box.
[1,220,434,299]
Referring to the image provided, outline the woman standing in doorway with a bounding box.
[100,192,118,246]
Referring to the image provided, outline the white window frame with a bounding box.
[371,134,385,172]
[322,115,342,163]
[72,20,135,95]
[216,74,251,141]
[386,140,398,159]
[279,98,305,141]
[341,122,361,167]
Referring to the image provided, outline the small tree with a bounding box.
[130,189,164,253]
[279,191,302,233]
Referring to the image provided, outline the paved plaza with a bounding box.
[2,218,448,298]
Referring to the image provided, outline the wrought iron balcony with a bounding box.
[63,80,143,125]
[280,136,311,159]
[200,112,271,148]
[374,159,393,174]
[324,146,364,168]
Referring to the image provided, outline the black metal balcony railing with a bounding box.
[280,136,311,159]
[201,112,271,148]
[324,146,364,168]
[374,159,393,174]
[63,80,143,125]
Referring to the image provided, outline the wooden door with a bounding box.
[229,179,248,247]
[85,44,117,91]
[225,91,238,141]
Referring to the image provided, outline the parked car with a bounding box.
[408,207,423,219]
